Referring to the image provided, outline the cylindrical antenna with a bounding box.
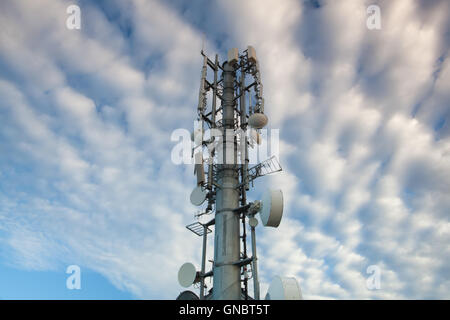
[207,54,219,192]
[194,152,205,186]
[198,55,207,112]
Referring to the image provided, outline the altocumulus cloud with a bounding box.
[0,0,449,299]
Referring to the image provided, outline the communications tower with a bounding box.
[177,47,302,300]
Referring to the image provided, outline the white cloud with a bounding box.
[0,0,449,300]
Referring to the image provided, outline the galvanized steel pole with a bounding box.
[251,224,260,300]
[212,62,241,300]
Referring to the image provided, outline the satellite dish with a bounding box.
[248,113,268,129]
[176,290,200,300]
[178,262,199,288]
[265,276,302,300]
[190,186,207,206]
[260,189,283,227]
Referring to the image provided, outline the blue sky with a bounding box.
[0,0,449,299]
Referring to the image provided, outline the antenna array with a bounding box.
[177,47,301,301]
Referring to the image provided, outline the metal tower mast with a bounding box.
[178,47,287,301]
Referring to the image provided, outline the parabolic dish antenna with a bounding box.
[176,290,200,300]
[178,262,198,288]
[248,113,268,129]
[260,189,283,227]
[265,276,302,300]
[190,186,207,206]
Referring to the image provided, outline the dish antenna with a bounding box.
[260,189,284,228]
[190,186,207,206]
[265,276,303,300]
[177,290,200,300]
[178,262,200,288]
[248,113,268,129]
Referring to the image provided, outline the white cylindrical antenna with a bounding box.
[247,46,257,64]
[194,152,205,186]
[198,55,207,112]
[228,48,239,65]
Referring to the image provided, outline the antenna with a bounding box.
[177,47,302,300]
[201,33,206,54]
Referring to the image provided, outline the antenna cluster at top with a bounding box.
[191,46,270,211]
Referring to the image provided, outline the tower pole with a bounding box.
[251,223,260,300]
[212,62,241,300]
[200,224,207,299]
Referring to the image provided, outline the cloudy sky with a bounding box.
[0,0,449,299]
